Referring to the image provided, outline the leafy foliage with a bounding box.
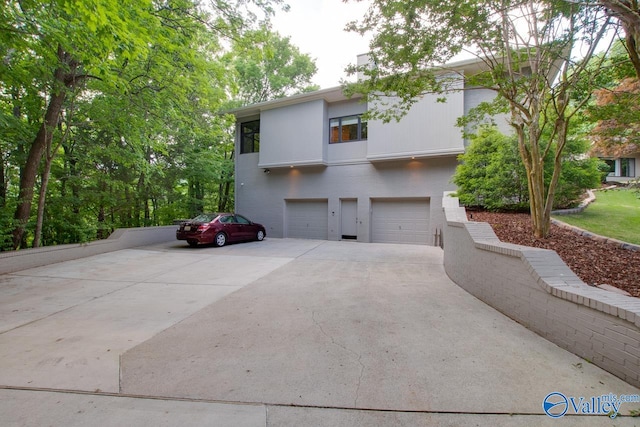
[346,0,615,237]
[0,0,312,250]
[454,127,602,211]
[454,127,528,210]
[591,77,640,155]
[225,25,319,105]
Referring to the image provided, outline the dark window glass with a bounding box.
[241,120,260,154]
[219,215,234,224]
[342,116,359,141]
[604,159,615,175]
[330,118,340,143]
[328,115,367,144]
[193,213,217,222]
[235,215,251,225]
[621,158,636,177]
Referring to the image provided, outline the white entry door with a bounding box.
[341,199,357,240]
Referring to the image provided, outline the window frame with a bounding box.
[329,114,367,144]
[240,120,260,154]
[621,158,636,177]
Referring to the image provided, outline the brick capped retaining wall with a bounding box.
[442,192,640,388]
[0,225,176,275]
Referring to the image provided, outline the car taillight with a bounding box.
[197,224,210,232]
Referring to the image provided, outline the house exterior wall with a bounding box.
[463,86,511,138]
[367,76,465,160]
[602,153,640,183]
[235,152,457,244]
[258,99,327,168]
[232,70,500,245]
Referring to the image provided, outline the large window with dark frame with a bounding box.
[240,120,260,154]
[329,114,367,143]
[621,158,636,177]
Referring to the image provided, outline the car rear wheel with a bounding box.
[256,230,265,241]
[214,232,227,247]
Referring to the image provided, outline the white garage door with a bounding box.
[286,200,328,240]
[371,198,430,245]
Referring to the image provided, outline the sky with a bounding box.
[269,0,372,89]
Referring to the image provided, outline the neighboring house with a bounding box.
[591,142,639,183]
[228,55,504,245]
[598,153,639,183]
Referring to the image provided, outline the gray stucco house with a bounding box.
[228,56,502,245]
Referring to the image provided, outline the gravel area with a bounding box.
[467,210,640,298]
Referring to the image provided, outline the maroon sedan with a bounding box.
[176,213,266,247]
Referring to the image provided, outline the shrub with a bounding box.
[453,127,528,210]
[454,126,602,210]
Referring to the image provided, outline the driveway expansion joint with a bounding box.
[311,310,365,407]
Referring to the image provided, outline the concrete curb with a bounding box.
[551,189,596,215]
[551,218,640,252]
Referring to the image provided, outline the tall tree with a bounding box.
[1,0,285,249]
[219,26,319,213]
[346,0,614,237]
[2,0,164,248]
[599,0,640,78]
[226,26,319,105]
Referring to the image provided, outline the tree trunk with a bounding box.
[0,146,5,206]
[33,153,54,248]
[97,180,108,239]
[601,0,640,78]
[189,180,204,217]
[12,88,66,249]
[626,28,640,79]
[217,149,234,212]
[218,180,232,212]
[12,45,78,249]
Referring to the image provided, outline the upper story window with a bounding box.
[240,120,260,154]
[329,114,367,144]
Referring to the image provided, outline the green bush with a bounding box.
[453,127,528,210]
[453,126,602,210]
[553,157,602,208]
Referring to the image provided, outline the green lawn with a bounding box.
[552,188,640,245]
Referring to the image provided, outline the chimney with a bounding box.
[357,53,374,81]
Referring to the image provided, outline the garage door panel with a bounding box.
[286,200,328,240]
[371,199,430,245]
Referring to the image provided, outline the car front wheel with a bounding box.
[214,232,227,247]
[256,230,265,241]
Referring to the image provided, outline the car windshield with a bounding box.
[191,213,218,223]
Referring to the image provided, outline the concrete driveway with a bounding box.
[1,239,639,426]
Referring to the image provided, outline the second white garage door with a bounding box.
[286,200,328,240]
[371,198,430,245]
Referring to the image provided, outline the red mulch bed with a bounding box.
[467,211,640,298]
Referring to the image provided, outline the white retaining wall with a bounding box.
[0,226,176,275]
[442,192,640,388]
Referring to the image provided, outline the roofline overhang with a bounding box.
[226,52,561,119]
[226,86,361,119]
[225,56,495,119]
